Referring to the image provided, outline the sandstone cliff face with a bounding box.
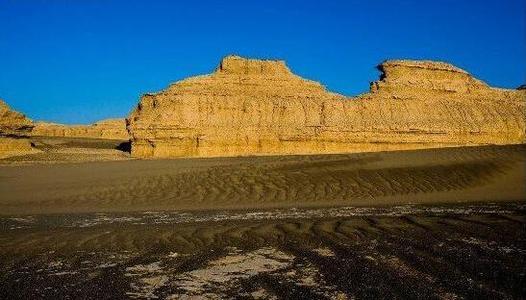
[0,99,36,158]
[0,99,33,137]
[32,118,129,140]
[127,55,526,158]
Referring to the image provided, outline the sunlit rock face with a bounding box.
[0,99,33,136]
[0,99,36,158]
[32,118,129,140]
[127,55,526,158]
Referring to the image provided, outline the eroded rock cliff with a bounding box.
[127,55,526,158]
[0,99,37,158]
[32,118,129,140]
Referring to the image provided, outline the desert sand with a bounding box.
[1,136,131,164]
[0,140,524,215]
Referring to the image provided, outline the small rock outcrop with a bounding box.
[0,99,33,136]
[0,99,37,158]
[32,118,129,140]
[127,55,526,158]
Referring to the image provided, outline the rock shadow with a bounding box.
[115,141,131,153]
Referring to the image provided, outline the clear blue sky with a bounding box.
[1,0,525,124]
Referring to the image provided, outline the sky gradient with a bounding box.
[1,0,525,124]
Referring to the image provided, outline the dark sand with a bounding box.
[0,204,525,299]
[1,142,525,214]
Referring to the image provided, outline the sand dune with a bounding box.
[0,143,524,215]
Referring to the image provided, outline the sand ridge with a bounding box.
[0,143,524,215]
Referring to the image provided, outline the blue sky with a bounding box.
[1,0,525,124]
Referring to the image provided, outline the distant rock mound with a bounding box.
[0,99,37,158]
[127,55,526,158]
[32,118,129,140]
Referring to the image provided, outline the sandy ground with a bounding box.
[0,140,525,214]
[1,136,131,164]
[1,138,525,298]
[0,203,524,299]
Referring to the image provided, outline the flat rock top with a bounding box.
[380,59,469,74]
[215,55,292,76]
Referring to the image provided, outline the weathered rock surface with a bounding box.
[0,99,37,158]
[32,118,129,140]
[127,55,526,158]
[0,99,33,136]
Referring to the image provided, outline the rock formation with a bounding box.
[127,55,526,158]
[32,118,129,140]
[0,99,37,158]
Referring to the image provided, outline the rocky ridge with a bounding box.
[32,118,129,140]
[127,56,526,158]
[127,55,526,158]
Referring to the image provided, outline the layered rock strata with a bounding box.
[0,99,37,158]
[32,118,129,140]
[127,55,526,158]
